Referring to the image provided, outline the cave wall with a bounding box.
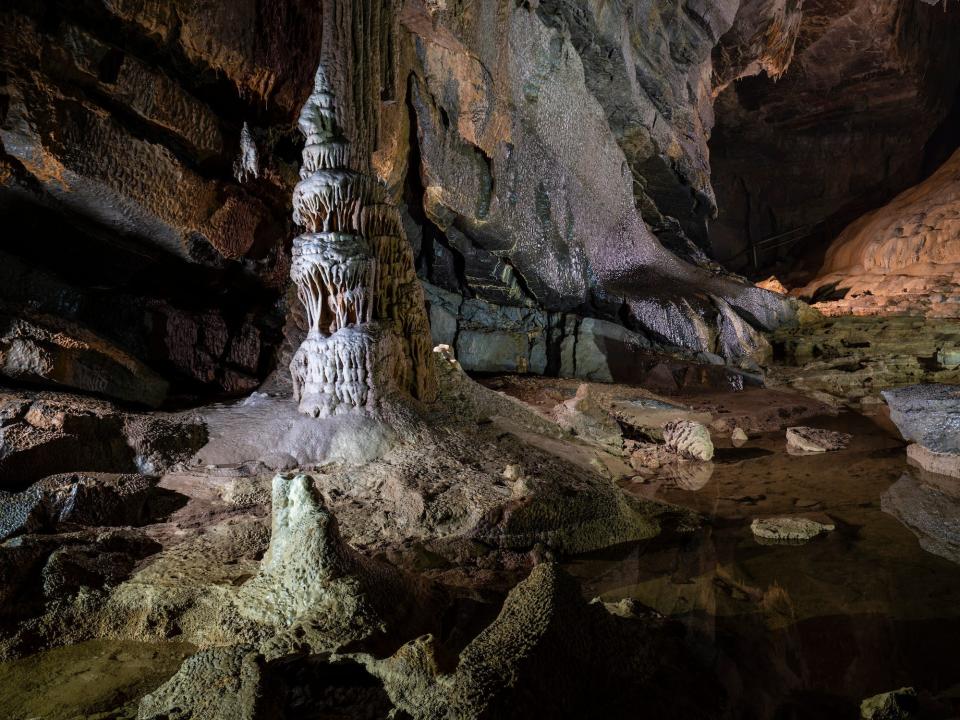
[709,0,960,278]
[5,0,954,403]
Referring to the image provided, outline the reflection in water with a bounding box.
[568,413,960,719]
[882,468,960,566]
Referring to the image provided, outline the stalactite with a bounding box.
[289,26,436,417]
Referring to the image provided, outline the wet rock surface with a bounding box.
[786,426,851,455]
[750,515,836,544]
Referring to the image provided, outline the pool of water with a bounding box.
[566,412,960,719]
[0,639,193,720]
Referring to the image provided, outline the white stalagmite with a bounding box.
[289,64,436,417]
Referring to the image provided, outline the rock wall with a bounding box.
[6,0,954,396]
[710,0,960,276]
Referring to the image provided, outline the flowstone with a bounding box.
[289,66,435,417]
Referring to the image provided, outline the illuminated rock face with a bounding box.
[289,67,436,417]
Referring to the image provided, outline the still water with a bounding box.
[567,413,960,719]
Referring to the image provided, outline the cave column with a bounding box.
[289,1,436,417]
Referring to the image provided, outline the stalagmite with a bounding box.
[289,61,436,417]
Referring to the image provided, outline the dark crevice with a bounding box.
[405,74,469,296]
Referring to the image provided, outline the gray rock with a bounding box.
[882,384,960,454]
[561,317,650,382]
[786,426,851,454]
[860,687,918,720]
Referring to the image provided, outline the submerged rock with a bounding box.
[750,516,835,544]
[731,427,749,447]
[785,426,850,454]
[663,420,714,461]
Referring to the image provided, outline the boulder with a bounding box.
[882,384,960,454]
[731,427,749,447]
[785,427,850,454]
[663,421,714,461]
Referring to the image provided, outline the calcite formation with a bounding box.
[663,420,715,462]
[289,66,435,417]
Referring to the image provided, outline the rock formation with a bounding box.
[798,146,960,317]
[289,57,435,415]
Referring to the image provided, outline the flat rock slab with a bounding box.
[786,426,851,454]
[750,515,835,544]
[906,443,960,479]
[882,383,960,454]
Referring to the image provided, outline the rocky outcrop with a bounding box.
[0,473,154,542]
[402,0,795,365]
[0,313,168,407]
[798,146,960,318]
[770,315,960,408]
[0,390,206,490]
[883,384,960,454]
[860,687,919,720]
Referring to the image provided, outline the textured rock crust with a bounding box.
[663,420,715,461]
[785,426,851,454]
[882,384,960,454]
[750,515,835,544]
